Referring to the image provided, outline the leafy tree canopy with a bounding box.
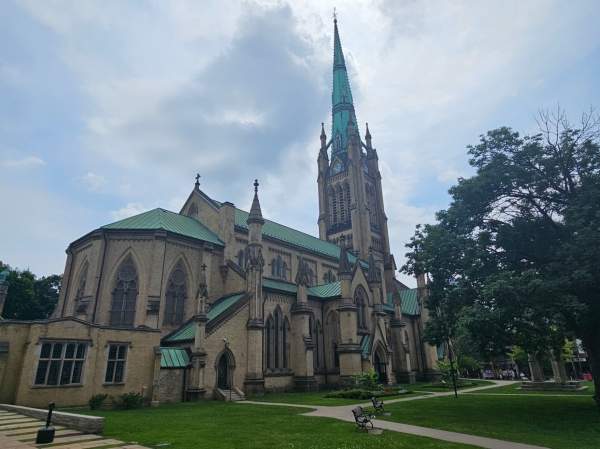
[0,261,61,320]
[402,108,600,407]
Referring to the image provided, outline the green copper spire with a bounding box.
[331,17,358,156]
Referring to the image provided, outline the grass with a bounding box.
[379,393,600,449]
[406,379,494,392]
[84,401,475,449]
[472,380,596,395]
[249,380,492,407]
[250,389,422,406]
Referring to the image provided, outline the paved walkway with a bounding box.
[0,409,149,449]
[243,381,550,449]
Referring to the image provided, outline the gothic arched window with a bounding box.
[323,269,336,284]
[344,182,351,223]
[164,261,188,325]
[266,315,275,369]
[283,317,290,369]
[338,185,345,224]
[265,307,289,371]
[354,286,369,331]
[331,189,338,224]
[270,255,287,280]
[325,311,340,370]
[110,256,138,327]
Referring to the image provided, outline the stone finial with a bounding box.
[247,179,264,225]
[194,173,201,190]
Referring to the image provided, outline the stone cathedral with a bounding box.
[0,19,439,407]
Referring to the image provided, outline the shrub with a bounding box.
[114,392,144,410]
[324,387,408,400]
[352,369,380,390]
[88,394,108,410]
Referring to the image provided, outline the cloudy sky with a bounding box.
[1,0,599,285]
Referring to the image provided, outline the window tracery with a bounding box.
[110,256,138,327]
[164,261,187,325]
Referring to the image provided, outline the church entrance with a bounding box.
[374,348,387,384]
[217,354,230,389]
[217,352,232,389]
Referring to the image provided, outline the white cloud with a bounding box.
[110,202,147,221]
[6,0,599,284]
[1,156,45,168]
[78,171,106,192]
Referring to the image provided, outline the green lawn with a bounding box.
[471,380,595,395]
[85,401,475,449]
[249,381,492,407]
[406,379,494,392]
[379,393,600,449]
[250,389,424,406]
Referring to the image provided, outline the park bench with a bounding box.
[352,406,374,430]
[371,396,385,414]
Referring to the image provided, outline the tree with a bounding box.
[403,107,600,408]
[1,264,61,320]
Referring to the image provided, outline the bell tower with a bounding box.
[317,17,392,263]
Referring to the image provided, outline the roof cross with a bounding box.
[194,173,201,189]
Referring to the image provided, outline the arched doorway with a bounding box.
[216,350,234,390]
[374,347,387,384]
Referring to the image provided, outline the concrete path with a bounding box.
[0,409,150,449]
[243,380,550,449]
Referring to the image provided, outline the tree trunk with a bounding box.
[583,334,600,410]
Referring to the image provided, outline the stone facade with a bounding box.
[0,19,440,408]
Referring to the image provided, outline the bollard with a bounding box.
[35,402,55,444]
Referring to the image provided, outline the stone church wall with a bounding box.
[0,318,160,408]
[203,302,250,398]
[158,368,185,403]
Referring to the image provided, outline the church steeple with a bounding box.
[318,13,392,262]
[331,17,358,156]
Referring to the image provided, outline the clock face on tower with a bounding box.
[331,158,344,175]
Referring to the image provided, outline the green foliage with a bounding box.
[457,354,480,373]
[1,264,61,320]
[88,394,108,410]
[114,392,144,410]
[508,346,529,369]
[324,388,407,400]
[436,360,454,384]
[402,108,600,409]
[351,369,380,390]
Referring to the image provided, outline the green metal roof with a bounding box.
[263,278,297,295]
[207,293,246,321]
[331,19,358,156]
[234,208,364,268]
[160,347,190,368]
[263,278,341,300]
[309,281,341,299]
[162,292,246,343]
[102,208,224,246]
[399,288,420,316]
[385,290,420,316]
